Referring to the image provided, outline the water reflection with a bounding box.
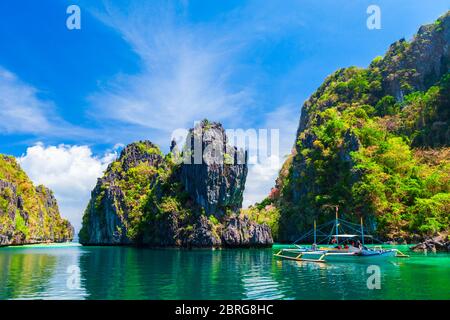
[0,245,448,300]
[241,250,286,300]
[0,246,86,299]
[79,248,278,299]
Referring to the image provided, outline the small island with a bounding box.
[79,120,273,248]
[0,155,73,246]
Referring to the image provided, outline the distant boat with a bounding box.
[274,207,409,263]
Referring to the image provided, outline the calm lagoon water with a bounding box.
[0,244,449,300]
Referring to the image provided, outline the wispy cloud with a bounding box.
[86,0,306,134]
[0,66,93,139]
[84,0,306,207]
[0,67,54,134]
[1,0,306,231]
[88,2,252,134]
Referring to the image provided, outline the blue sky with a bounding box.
[0,0,448,231]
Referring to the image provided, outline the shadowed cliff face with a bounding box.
[379,16,450,101]
[79,141,164,245]
[0,155,74,246]
[297,12,450,144]
[271,11,450,242]
[180,120,248,218]
[79,123,272,248]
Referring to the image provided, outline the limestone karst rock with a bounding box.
[0,155,74,246]
[79,122,273,247]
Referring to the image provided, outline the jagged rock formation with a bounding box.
[267,11,450,242]
[380,19,450,101]
[410,232,450,252]
[180,120,248,217]
[79,141,164,245]
[221,215,273,247]
[79,121,273,248]
[0,155,74,246]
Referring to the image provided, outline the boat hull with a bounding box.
[324,250,397,262]
[274,248,398,263]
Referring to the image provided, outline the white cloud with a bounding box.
[18,143,117,233]
[84,2,304,207]
[0,0,305,215]
[243,105,299,207]
[243,155,281,207]
[88,3,252,135]
[85,0,307,138]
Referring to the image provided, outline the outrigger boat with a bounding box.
[274,208,409,263]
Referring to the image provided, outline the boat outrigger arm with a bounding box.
[274,210,409,263]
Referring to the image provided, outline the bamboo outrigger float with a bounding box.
[274,207,409,263]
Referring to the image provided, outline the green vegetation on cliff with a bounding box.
[0,155,73,245]
[268,12,450,242]
[78,141,179,243]
[79,125,273,247]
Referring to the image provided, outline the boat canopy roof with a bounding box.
[292,214,383,245]
[333,234,373,238]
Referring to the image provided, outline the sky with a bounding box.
[0,0,448,232]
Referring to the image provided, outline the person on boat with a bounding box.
[356,240,362,249]
[331,237,337,244]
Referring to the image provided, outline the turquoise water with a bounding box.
[0,244,449,300]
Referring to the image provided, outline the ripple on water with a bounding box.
[0,246,449,299]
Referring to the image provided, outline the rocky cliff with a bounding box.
[79,121,273,248]
[410,232,450,253]
[0,155,74,246]
[180,121,248,217]
[268,12,450,242]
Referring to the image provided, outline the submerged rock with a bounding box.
[410,233,450,253]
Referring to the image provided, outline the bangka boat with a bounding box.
[274,208,409,263]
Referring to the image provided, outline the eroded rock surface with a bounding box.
[79,123,273,248]
[0,155,73,246]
